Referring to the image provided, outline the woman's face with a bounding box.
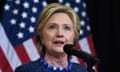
[41,13,75,54]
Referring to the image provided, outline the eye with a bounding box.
[64,26,71,31]
[48,24,57,30]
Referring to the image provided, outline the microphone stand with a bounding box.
[85,57,99,72]
[63,44,100,72]
[87,62,96,72]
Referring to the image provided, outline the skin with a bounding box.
[40,13,75,67]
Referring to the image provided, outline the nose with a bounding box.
[56,27,64,38]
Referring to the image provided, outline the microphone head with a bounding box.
[63,44,74,55]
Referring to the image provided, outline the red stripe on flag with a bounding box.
[87,35,96,56]
[87,35,98,72]
[75,42,87,66]
[0,47,13,72]
[32,36,37,49]
[15,44,31,64]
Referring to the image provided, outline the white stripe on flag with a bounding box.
[23,39,40,61]
[0,68,2,72]
[79,37,91,54]
[71,56,79,63]
[0,24,22,70]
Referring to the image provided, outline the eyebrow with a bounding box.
[48,23,73,26]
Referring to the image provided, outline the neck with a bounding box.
[44,52,68,68]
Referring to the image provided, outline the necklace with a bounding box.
[40,56,72,72]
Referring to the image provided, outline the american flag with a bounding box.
[0,0,97,72]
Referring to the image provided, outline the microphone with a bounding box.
[63,44,100,66]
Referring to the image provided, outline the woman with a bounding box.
[15,3,88,72]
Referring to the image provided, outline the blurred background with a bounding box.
[0,0,118,72]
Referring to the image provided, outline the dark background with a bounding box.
[0,0,118,72]
[85,0,118,72]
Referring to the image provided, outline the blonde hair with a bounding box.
[36,3,80,55]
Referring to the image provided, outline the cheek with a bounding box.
[41,31,54,45]
[66,32,75,42]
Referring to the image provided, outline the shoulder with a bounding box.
[15,59,41,72]
[71,62,88,72]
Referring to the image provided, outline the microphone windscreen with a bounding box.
[63,44,74,55]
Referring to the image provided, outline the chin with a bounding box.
[55,50,64,53]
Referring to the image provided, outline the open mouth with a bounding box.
[53,41,64,46]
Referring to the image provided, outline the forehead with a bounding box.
[46,12,73,24]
